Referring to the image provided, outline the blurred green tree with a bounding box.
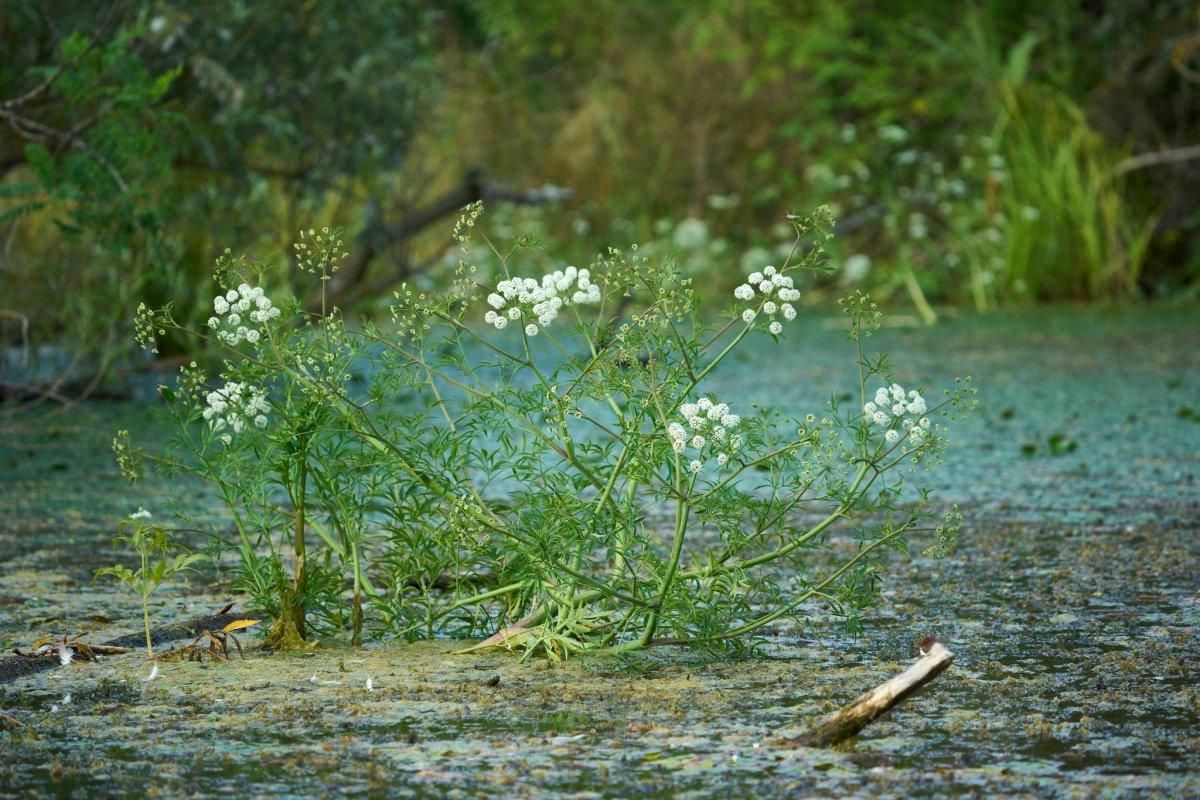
[0,0,439,397]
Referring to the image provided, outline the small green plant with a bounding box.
[96,510,206,657]
[124,206,974,658]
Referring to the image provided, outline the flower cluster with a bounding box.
[733,266,801,334]
[864,384,930,446]
[208,284,280,346]
[483,266,602,335]
[203,381,270,445]
[667,397,743,473]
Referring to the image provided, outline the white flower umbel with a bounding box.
[733,265,800,334]
[208,284,280,346]
[667,397,742,471]
[865,384,930,446]
[203,381,270,445]
[483,266,602,335]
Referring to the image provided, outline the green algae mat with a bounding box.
[1,308,1197,798]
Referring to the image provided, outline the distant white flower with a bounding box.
[689,459,702,473]
[716,453,729,466]
[129,507,152,520]
[673,218,709,250]
[366,676,375,692]
[844,255,873,286]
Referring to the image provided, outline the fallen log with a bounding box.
[790,639,954,747]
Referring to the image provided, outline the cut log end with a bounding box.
[789,641,954,748]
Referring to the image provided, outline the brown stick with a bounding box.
[789,641,954,748]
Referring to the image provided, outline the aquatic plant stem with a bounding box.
[693,462,872,579]
[140,547,153,657]
[634,524,916,649]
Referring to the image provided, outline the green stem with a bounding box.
[681,461,872,580]
[619,525,910,651]
[141,546,152,657]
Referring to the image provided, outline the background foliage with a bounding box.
[2,1,1198,394]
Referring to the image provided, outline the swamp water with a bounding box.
[0,308,1197,798]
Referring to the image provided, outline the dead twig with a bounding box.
[788,638,954,748]
[1112,144,1200,178]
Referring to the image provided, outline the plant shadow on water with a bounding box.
[0,307,1197,797]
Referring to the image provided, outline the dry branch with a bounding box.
[790,640,954,748]
[318,168,572,310]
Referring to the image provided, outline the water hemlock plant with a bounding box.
[122,209,974,657]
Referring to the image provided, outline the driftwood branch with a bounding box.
[790,640,954,747]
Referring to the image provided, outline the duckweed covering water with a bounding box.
[1,308,1197,797]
